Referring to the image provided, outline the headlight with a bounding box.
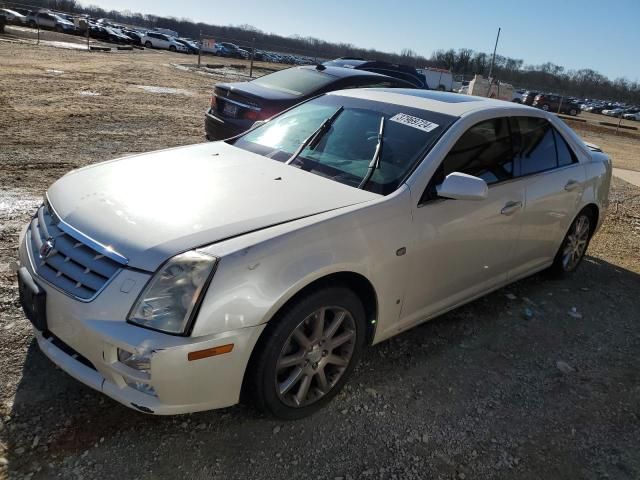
[128,251,217,334]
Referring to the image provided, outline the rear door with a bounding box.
[508,116,586,279]
[401,117,526,327]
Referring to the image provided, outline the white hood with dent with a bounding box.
[47,142,379,271]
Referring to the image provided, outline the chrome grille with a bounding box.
[27,204,122,300]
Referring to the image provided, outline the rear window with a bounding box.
[252,68,336,97]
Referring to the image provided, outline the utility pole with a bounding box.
[487,27,501,79]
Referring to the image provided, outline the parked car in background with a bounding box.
[622,111,640,121]
[324,58,426,88]
[175,38,200,54]
[141,32,187,52]
[601,107,626,118]
[521,91,539,106]
[533,94,580,115]
[205,65,416,140]
[26,10,76,33]
[122,29,143,45]
[0,8,27,25]
[216,42,249,59]
[17,89,611,419]
[511,89,526,103]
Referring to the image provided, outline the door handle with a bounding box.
[501,201,522,216]
[564,180,580,192]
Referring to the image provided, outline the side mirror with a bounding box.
[436,172,488,201]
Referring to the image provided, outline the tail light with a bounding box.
[244,109,261,121]
[210,94,217,110]
[244,108,276,122]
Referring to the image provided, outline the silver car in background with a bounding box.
[17,89,611,419]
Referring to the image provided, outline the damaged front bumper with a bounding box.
[18,228,265,415]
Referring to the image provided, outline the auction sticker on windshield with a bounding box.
[390,113,439,133]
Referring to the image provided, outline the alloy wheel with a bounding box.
[275,306,356,408]
[562,215,590,271]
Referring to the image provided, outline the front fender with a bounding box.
[191,187,414,341]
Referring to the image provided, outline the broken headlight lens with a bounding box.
[128,251,217,334]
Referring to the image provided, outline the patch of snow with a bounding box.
[134,85,194,96]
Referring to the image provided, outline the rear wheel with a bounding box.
[144,41,152,48]
[28,20,37,28]
[55,25,63,33]
[248,286,366,419]
[550,211,592,275]
[569,108,578,116]
[169,45,176,52]
[437,85,446,91]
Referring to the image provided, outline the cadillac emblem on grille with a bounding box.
[39,237,55,260]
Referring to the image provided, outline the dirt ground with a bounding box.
[1,43,639,480]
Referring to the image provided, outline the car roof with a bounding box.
[328,88,536,117]
[298,65,401,80]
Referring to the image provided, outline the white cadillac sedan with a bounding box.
[17,89,611,419]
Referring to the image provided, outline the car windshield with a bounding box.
[251,68,336,96]
[232,94,457,194]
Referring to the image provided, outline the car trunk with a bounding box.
[213,83,298,122]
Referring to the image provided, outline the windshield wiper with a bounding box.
[285,106,344,165]
[358,116,385,189]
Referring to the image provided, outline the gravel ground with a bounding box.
[1,43,640,480]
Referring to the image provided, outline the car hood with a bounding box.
[46,142,379,271]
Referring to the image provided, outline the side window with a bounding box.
[441,118,514,185]
[513,117,557,176]
[421,118,513,203]
[553,129,577,167]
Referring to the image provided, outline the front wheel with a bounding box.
[169,45,176,52]
[248,286,366,419]
[569,108,578,116]
[144,41,152,48]
[550,212,592,275]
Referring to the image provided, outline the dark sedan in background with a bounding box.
[204,65,415,140]
[322,58,426,88]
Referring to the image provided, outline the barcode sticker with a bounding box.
[390,113,440,133]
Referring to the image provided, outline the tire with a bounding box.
[549,210,593,276]
[144,41,152,48]
[437,85,446,91]
[28,20,36,28]
[541,104,550,111]
[55,25,63,33]
[247,286,366,419]
[169,45,176,52]
[569,108,578,116]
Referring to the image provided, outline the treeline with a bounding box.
[430,49,640,103]
[10,0,640,103]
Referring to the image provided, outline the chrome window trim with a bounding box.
[45,194,129,266]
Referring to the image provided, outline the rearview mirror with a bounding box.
[436,172,488,201]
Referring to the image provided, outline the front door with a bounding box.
[400,117,525,329]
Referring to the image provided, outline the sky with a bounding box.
[80,0,639,81]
